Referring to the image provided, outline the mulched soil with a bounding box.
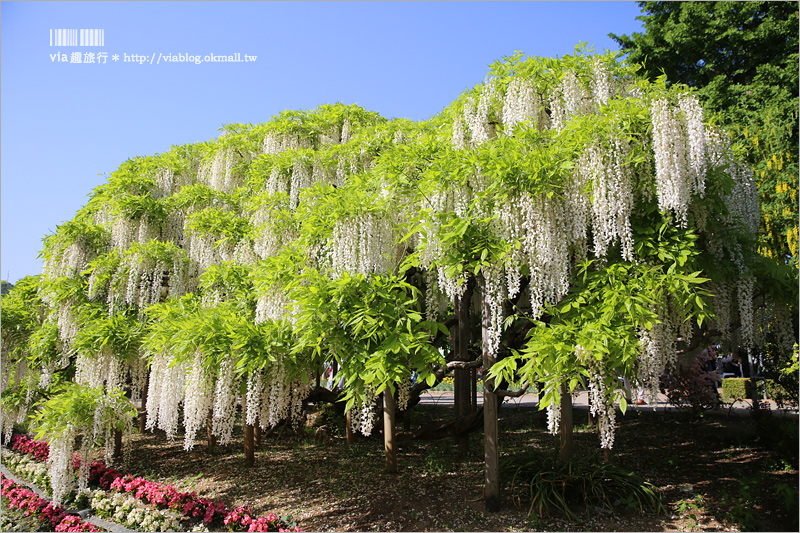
[121,402,798,532]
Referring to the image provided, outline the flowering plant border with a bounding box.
[1,474,103,532]
[6,434,301,532]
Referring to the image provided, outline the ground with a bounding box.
[116,400,798,532]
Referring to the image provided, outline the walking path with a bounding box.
[417,389,799,419]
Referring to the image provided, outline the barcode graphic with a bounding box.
[50,29,104,46]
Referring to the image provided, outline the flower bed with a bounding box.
[1,474,103,532]
[6,434,301,532]
[3,446,51,490]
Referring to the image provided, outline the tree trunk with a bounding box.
[454,290,472,455]
[383,389,397,473]
[481,276,501,513]
[559,382,574,461]
[139,371,150,433]
[403,407,412,431]
[345,409,356,444]
[244,423,255,467]
[255,421,262,447]
[207,410,216,453]
[471,367,478,413]
[243,389,255,466]
[113,429,123,459]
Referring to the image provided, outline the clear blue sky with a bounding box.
[1,1,644,283]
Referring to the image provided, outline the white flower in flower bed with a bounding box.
[90,490,181,532]
[2,449,50,489]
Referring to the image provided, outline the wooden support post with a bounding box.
[454,291,471,455]
[559,382,574,462]
[383,389,397,473]
[481,276,500,513]
[207,410,216,453]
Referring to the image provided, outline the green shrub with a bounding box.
[722,378,749,401]
[500,452,664,520]
[765,379,795,408]
[722,378,793,403]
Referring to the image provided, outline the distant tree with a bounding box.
[1,280,14,295]
[610,1,799,262]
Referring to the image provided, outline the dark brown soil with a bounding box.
[123,402,799,532]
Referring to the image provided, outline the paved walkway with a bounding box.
[417,389,799,419]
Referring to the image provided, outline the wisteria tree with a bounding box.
[2,46,795,511]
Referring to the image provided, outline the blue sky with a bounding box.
[1,1,644,283]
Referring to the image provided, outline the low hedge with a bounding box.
[721,378,790,402]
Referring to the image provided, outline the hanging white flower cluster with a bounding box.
[48,424,77,506]
[55,302,80,348]
[637,316,677,402]
[77,437,92,491]
[163,210,186,249]
[263,131,313,155]
[320,125,341,145]
[737,275,756,349]
[182,353,215,451]
[725,163,760,240]
[349,393,377,436]
[42,241,93,279]
[211,357,241,445]
[546,390,561,436]
[0,353,20,402]
[482,264,506,357]
[330,213,396,277]
[251,205,289,259]
[153,167,175,199]
[703,128,759,277]
[650,96,708,226]
[290,157,311,208]
[201,147,243,193]
[129,354,149,403]
[549,71,589,131]
[678,95,708,197]
[591,57,615,108]
[244,362,310,429]
[340,118,352,144]
[255,290,290,323]
[123,253,164,309]
[75,348,126,391]
[88,391,134,466]
[463,81,497,146]
[581,347,616,449]
[186,232,219,273]
[709,282,733,341]
[397,378,411,412]
[245,369,264,427]
[145,353,188,440]
[452,117,467,149]
[0,357,37,442]
[111,217,137,250]
[498,192,574,315]
[582,137,635,260]
[501,77,541,134]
